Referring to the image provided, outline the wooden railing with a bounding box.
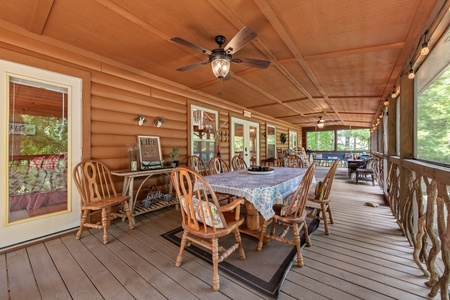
[387,157,450,299]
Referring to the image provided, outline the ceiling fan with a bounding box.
[317,116,325,128]
[171,26,271,79]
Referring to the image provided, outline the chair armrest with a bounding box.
[219,197,245,220]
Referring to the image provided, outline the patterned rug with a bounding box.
[161,214,320,299]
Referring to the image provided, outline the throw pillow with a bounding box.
[180,196,224,228]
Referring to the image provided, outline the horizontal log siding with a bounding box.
[0,25,303,200]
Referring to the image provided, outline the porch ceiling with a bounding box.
[0,0,447,128]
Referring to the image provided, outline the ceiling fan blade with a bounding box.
[171,37,212,56]
[176,61,209,72]
[225,26,257,54]
[232,57,271,68]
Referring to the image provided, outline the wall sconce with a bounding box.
[135,114,147,126]
[153,116,165,128]
[421,31,429,56]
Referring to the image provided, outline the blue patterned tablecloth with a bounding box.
[205,167,314,220]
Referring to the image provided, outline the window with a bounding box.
[336,129,370,151]
[191,105,218,163]
[289,130,297,150]
[266,124,276,158]
[415,26,450,165]
[307,131,334,151]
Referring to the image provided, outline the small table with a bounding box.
[111,168,178,221]
[204,167,314,238]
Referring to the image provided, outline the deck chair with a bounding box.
[356,158,375,186]
[283,154,305,168]
[256,163,316,267]
[306,158,339,235]
[208,156,230,174]
[231,155,248,171]
[187,155,208,176]
[72,160,134,244]
[171,167,246,291]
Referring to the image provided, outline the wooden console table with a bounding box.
[111,168,178,221]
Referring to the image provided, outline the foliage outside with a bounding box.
[417,66,450,165]
[307,129,369,151]
[307,131,334,151]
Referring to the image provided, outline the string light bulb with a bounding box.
[421,31,429,56]
[408,69,415,79]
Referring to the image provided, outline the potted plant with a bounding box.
[169,148,179,167]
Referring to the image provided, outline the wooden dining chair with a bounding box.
[208,156,230,174]
[306,158,339,235]
[256,162,316,267]
[231,155,248,171]
[187,155,208,176]
[72,160,134,244]
[355,158,375,186]
[171,167,246,291]
[283,154,305,168]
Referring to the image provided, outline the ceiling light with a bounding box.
[317,116,325,128]
[421,31,429,56]
[210,50,232,79]
[408,68,415,79]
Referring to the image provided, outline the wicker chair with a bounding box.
[72,160,134,244]
[187,155,208,176]
[306,158,339,235]
[256,163,316,267]
[171,167,246,291]
[231,155,248,171]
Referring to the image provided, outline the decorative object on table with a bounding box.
[126,143,139,171]
[247,166,274,175]
[280,133,287,144]
[152,116,165,128]
[169,148,179,167]
[137,135,163,170]
[134,114,147,126]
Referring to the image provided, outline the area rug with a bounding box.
[161,214,320,299]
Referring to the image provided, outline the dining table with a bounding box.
[204,167,315,239]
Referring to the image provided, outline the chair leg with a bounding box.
[76,210,89,240]
[355,172,359,184]
[211,238,220,291]
[101,208,109,244]
[327,204,334,224]
[321,204,330,235]
[176,231,188,267]
[302,222,311,247]
[233,228,246,260]
[292,224,304,267]
[371,174,375,186]
[257,220,269,252]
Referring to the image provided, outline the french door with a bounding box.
[0,60,82,249]
[231,117,259,167]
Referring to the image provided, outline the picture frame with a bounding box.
[137,135,163,170]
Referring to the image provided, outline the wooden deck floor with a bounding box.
[0,167,432,299]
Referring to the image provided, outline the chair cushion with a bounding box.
[314,181,324,200]
[180,196,224,228]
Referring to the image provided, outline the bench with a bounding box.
[313,153,350,167]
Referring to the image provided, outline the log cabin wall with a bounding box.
[0,26,302,195]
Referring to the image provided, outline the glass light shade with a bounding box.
[408,69,415,79]
[211,58,231,79]
[317,122,324,129]
[421,42,429,56]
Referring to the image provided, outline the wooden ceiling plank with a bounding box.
[29,0,55,35]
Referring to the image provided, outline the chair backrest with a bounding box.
[187,155,208,176]
[231,155,248,171]
[315,158,339,201]
[364,158,374,169]
[171,167,228,232]
[283,154,304,168]
[281,162,316,218]
[73,160,118,205]
[208,157,230,175]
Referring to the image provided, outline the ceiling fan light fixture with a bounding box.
[211,54,231,79]
[317,116,325,128]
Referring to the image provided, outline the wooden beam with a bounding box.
[303,43,404,61]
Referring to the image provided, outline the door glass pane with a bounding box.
[234,123,244,158]
[267,125,276,158]
[249,125,257,165]
[192,107,217,163]
[8,78,68,223]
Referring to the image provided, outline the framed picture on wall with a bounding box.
[137,135,163,169]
